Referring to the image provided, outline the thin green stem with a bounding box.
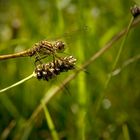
[111,54,140,76]
[0,73,35,93]
[122,123,130,140]
[105,17,134,88]
[95,17,134,114]
[41,100,59,140]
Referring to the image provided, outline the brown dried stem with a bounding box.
[25,17,140,128]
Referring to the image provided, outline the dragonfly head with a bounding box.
[54,41,65,52]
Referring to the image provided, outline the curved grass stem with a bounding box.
[0,73,35,93]
[24,17,140,130]
[105,17,134,87]
[111,54,140,76]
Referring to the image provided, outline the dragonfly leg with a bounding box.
[34,55,51,66]
[34,55,43,65]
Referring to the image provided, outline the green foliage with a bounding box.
[0,0,140,140]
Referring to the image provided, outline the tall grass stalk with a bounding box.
[77,40,87,140]
[122,123,130,140]
[41,100,59,140]
[95,17,135,114]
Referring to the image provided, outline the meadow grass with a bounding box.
[0,0,140,140]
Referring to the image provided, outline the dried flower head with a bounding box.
[130,5,140,18]
[35,56,76,81]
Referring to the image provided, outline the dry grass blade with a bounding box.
[0,120,16,140]
[23,17,140,132]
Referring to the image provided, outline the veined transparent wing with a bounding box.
[46,25,88,48]
[133,0,140,4]
[0,26,88,64]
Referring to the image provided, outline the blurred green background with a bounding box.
[0,0,140,140]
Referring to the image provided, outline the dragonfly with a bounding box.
[0,26,87,93]
[0,26,88,63]
[0,40,65,63]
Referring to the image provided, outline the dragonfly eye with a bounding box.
[55,41,65,51]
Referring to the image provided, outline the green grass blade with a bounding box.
[41,100,59,140]
[122,123,130,140]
